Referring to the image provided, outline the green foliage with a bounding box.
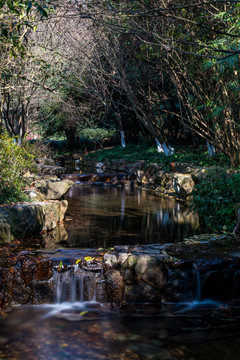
[86,144,231,168]
[26,139,52,159]
[76,127,116,141]
[0,0,49,58]
[193,169,240,232]
[38,98,65,139]
[0,133,35,204]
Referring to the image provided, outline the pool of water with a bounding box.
[45,185,199,249]
[1,302,240,360]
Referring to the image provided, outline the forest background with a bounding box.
[0,0,240,231]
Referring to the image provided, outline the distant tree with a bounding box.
[83,0,240,162]
[0,0,50,137]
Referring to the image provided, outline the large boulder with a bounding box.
[26,179,74,201]
[0,222,12,244]
[43,224,69,249]
[144,164,159,179]
[36,158,56,166]
[0,200,68,242]
[36,164,67,176]
[172,173,195,198]
[155,172,175,194]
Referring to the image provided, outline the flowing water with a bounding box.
[1,182,240,359]
[53,265,104,304]
[0,302,240,360]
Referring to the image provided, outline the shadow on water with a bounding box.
[44,184,200,249]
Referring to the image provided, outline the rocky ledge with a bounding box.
[103,235,240,304]
[35,157,67,176]
[74,157,231,200]
[1,234,240,307]
[0,177,74,244]
[0,200,68,244]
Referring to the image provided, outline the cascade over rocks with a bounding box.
[1,235,240,307]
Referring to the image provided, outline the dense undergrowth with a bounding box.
[87,144,231,168]
[193,169,240,232]
[0,134,36,204]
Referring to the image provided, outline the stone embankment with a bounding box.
[0,157,74,244]
[1,234,240,307]
[74,156,215,199]
[36,157,67,176]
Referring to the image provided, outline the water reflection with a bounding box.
[44,185,199,249]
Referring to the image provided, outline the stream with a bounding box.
[0,182,240,359]
[45,184,200,249]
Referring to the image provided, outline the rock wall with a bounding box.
[0,254,54,306]
[76,157,212,199]
[1,237,240,307]
[103,245,170,304]
[0,200,68,243]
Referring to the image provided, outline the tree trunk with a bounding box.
[65,127,77,151]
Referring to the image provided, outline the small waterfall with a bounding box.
[193,263,201,302]
[80,268,84,302]
[121,191,125,222]
[70,264,78,303]
[166,263,203,303]
[53,265,104,304]
[92,273,98,302]
[120,130,126,148]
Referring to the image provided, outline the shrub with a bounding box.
[26,139,52,159]
[0,134,35,204]
[76,127,116,141]
[193,168,240,231]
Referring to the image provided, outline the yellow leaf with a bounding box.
[76,259,81,264]
[84,256,93,262]
[80,311,88,315]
